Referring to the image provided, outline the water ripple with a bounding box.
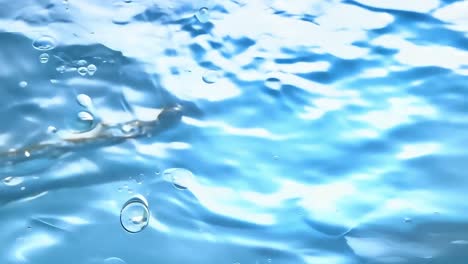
[1,0,468,263]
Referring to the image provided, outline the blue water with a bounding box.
[1,0,468,263]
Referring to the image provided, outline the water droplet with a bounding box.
[265,78,282,90]
[77,111,94,122]
[195,7,209,23]
[163,168,195,190]
[3,176,23,186]
[24,151,31,158]
[47,126,57,133]
[77,67,88,76]
[120,195,150,233]
[87,64,97,76]
[39,53,49,63]
[32,35,57,51]
[103,257,127,264]
[202,70,221,84]
[76,94,93,108]
[19,81,28,88]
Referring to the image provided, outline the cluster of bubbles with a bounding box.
[119,168,195,233]
[30,14,203,238]
[33,35,98,76]
[76,60,98,76]
[193,7,226,85]
[32,35,55,65]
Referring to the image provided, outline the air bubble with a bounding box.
[19,81,28,88]
[56,65,66,73]
[39,53,49,63]
[78,67,88,76]
[120,195,150,233]
[163,168,195,190]
[87,64,97,76]
[32,35,57,51]
[104,257,127,264]
[134,174,144,184]
[76,94,93,108]
[47,126,58,133]
[3,176,24,186]
[195,7,209,23]
[77,111,94,122]
[24,151,31,158]
[77,60,87,66]
[202,70,221,84]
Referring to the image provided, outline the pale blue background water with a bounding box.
[1,0,468,263]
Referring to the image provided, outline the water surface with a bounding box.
[1,0,468,263]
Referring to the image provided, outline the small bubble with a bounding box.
[77,67,88,76]
[127,189,133,194]
[87,64,97,76]
[32,35,57,51]
[56,65,66,73]
[20,186,26,191]
[273,155,279,160]
[39,53,49,63]
[121,124,135,134]
[123,0,132,3]
[202,70,221,84]
[265,78,282,90]
[120,195,150,233]
[76,94,93,108]
[3,176,24,186]
[50,79,58,84]
[104,257,127,264]
[404,217,412,223]
[195,7,209,23]
[77,60,87,66]
[451,240,468,245]
[24,151,31,158]
[134,174,144,184]
[47,126,58,133]
[77,111,94,122]
[163,168,195,190]
[19,81,28,88]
